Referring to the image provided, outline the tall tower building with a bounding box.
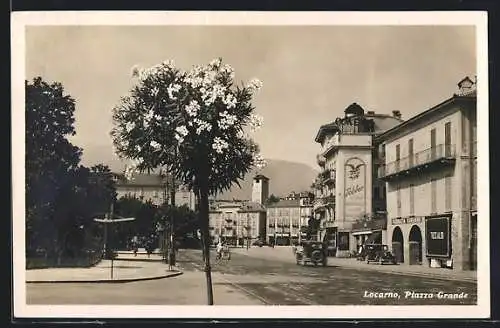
[252,174,270,205]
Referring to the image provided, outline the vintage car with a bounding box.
[295,240,327,267]
[364,244,397,265]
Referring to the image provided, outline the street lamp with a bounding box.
[245,213,250,251]
[93,202,136,280]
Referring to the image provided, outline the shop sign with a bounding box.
[344,157,366,221]
[425,215,451,257]
[391,217,423,225]
[338,232,350,251]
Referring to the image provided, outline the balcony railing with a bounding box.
[321,169,336,184]
[378,144,456,179]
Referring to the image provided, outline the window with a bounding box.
[408,138,414,167]
[380,144,386,159]
[431,179,437,213]
[445,175,452,211]
[395,144,401,171]
[374,186,379,200]
[445,122,452,156]
[154,190,159,198]
[431,128,436,159]
[396,185,401,217]
[409,184,415,216]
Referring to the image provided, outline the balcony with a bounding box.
[313,194,335,212]
[378,144,456,181]
[320,169,336,185]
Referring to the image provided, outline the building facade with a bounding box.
[376,77,477,271]
[208,174,269,246]
[114,172,196,210]
[114,173,167,206]
[266,192,313,246]
[313,103,402,257]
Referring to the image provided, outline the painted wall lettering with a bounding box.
[344,157,367,221]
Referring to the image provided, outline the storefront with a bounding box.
[389,216,425,265]
[352,217,386,251]
[425,214,452,268]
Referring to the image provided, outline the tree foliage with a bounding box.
[25,77,117,262]
[110,58,266,196]
[265,194,281,205]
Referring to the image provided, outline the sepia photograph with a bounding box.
[12,11,489,319]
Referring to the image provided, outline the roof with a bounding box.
[267,199,301,208]
[114,172,166,187]
[209,200,266,212]
[254,174,269,181]
[367,114,404,135]
[314,104,403,144]
[239,201,267,212]
[375,94,476,143]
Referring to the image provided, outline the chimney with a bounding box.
[392,110,402,119]
[457,76,475,96]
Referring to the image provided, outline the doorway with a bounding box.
[408,225,423,265]
[392,226,404,263]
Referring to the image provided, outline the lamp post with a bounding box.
[94,202,135,280]
[246,213,250,251]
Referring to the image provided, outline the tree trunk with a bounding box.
[198,185,214,305]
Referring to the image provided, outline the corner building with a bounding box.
[313,104,402,257]
[376,77,477,271]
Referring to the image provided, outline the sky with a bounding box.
[25,25,476,171]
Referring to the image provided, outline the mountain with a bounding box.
[217,159,319,200]
[79,146,318,200]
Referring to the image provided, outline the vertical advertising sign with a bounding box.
[425,214,451,257]
[344,157,367,222]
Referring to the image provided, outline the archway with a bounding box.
[408,225,423,265]
[391,226,404,263]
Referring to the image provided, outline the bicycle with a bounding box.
[215,248,231,264]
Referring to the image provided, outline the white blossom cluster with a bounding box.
[150,140,162,150]
[118,58,264,161]
[249,113,264,131]
[212,137,229,154]
[123,159,142,181]
[167,83,182,100]
[253,153,267,170]
[193,118,212,135]
[219,111,238,130]
[125,121,136,132]
[175,125,189,143]
[184,100,200,117]
[222,93,237,109]
[247,78,263,93]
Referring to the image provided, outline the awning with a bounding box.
[364,230,382,244]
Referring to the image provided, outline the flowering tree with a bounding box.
[111,58,265,304]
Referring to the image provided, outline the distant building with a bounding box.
[266,192,313,246]
[376,76,477,271]
[208,200,267,246]
[114,172,167,206]
[252,174,270,204]
[209,174,269,246]
[113,172,196,210]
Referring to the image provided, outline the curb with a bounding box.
[26,270,183,284]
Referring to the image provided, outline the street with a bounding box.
[26,249,476,305]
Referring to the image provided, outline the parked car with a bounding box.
[364,244,397,265]
[295,240,327,267]
[252,240,266,247]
